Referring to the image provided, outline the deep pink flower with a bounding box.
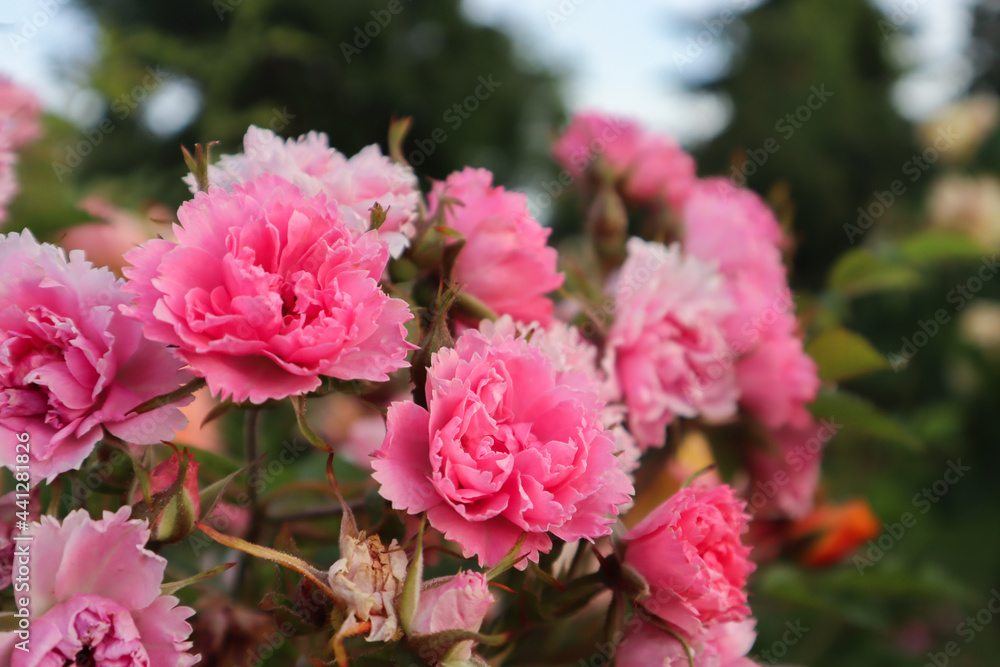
[0,76,42,150]
[605,239,738,450]
[132,449,202,543]
[0,230,191,484]
[428,168,564,324]
[123,174,415,405]
[616,618,758,666]
[624,485,755,637]
[681,179,818,429]
[0,507,198,667]
[480,317,641,473]
[373,323,633,568]
[411,571,494,664]
[551,111,697,210]
[189,126,419,256]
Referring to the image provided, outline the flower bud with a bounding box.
[131,449,201,544]
[408,571,495,665]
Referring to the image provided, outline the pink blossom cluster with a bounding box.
[0,104,831,666]
[554,111,822,519]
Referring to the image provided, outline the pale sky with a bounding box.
[0,0,978,146]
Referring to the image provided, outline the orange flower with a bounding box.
[789,498,880,568]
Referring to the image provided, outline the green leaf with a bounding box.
[388,116,413,165]
[806,326,889,382]
[808,391,921,450]
[160,562,235,596]
[126,377,207,416]
[198,458,257,521]
[899,230,988,266]
[0,612,20,632]
[827,249,921,297]
[400,516,425,635]
[485,533,527,581]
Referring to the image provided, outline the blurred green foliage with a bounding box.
[70,0,564,206]
[696,1,1000,666]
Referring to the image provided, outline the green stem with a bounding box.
[234,409,261,599]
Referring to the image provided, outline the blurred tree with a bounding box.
[71,0,564,206]
[692,0,920,290]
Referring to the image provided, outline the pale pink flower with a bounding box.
[605,239,738,450]
[551,111,697,210]
[681,178,787,344]
[123,174,415,405]
[681,179,818,429]
[0,507,198,667]
[735,313,819,430]
[0,129,17,225]
[0,76,42,150]
[410,571,494,665]
[624,485,755,637]
[328,516,408,643]
[373,323,633,568]
[0,230,191,484]
[189,126,419,256]
[60,196,172,275]
[428,168,564,325]
[616,617,758,666]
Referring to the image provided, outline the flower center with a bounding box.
[72,645,95,667]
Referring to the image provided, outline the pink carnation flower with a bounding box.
[617,618,758,666]
[735,313,819,430]
[681,179,819,429]
[189,126,419,256]
[0,230,191,484]
[123,174,415,405]
[428,168,564,324]
[0,507,198,667]
[551,111,696,210]
[624,485,755,637]
[605,239,738,450]
[410,571,494,664]
[481,317,641,474]
[0,76,42,150]
[373,323,633,568]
